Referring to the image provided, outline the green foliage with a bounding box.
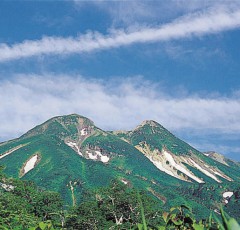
[29,220,55,230]
[0,172,63,229]
[0,169,240,229]
[33,191,63,221]
[216,207,240,230]
[162,205,196,229]
[137,191,148,230]
[65,180,162,229]
[1,114,240,228]
[159,205,240,230]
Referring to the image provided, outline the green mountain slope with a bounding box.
[0,114,239,219]
[113,120,240,183]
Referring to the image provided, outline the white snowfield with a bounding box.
[146,150,204,183]
[0,144,25,159]
[66,141,83,156]
[188,159,221,183]
[148,156,175,177]
[136,144,232,184]
[65,141,109,163]
[80,128,88,136]
[121,179,128,185]
[163,150,204,183]
[23,154,38,175]
[88,152,98,160]
[213,171,232,181]
[87,150,110,163]
[223,191,233,198]
[185,158,232,182]
[223,191,234,204]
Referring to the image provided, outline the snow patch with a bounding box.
[144,149,203,183]
[188,159,221,182]
[163,150,204,183]
[136,143,232,184]
[66,141,83,156]
[0,144,25,159]
[87,150,110,163]
[66,141,109,163]
[184,157,232,182]
[183,157,232,182]
[149,157,175,177]
[212,170,233,182]
[223,191,233,204]
[23,155,38,175]
[88,152,98,160]
[80,128,88,136]
[100,155,109,163]
[121,179,128,185]
[223,191,233,198]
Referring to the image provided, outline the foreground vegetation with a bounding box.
[0,166,239,229]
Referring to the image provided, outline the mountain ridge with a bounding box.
[0,114,240,219]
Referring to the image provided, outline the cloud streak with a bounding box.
[1,7,240,62]
[0,74,240,142]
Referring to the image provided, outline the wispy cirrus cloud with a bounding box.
[73,1,236,26]
[0,74,240,142]
[1,6,240,62]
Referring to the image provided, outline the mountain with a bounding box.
[203,151,240,167]
[113,120,234,183]
[0,114,240,219]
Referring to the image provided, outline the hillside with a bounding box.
[0,114,240,219]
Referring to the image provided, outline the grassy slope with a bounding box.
[0,115,239,219]
[114,122,240,181]
[0,133,185,206]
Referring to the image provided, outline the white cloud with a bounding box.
[0,74,240,143]
[73,1,237,27]
[1,6,240,62]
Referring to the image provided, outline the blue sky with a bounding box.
[0,1,240,160]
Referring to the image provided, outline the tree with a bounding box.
[66,180,162,229]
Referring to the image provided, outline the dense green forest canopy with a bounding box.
[1,165,240,229]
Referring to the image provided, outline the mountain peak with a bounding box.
[141,120,159,127]
[133,120,164,131]
[21,114,95,139]
[203,151,230,166]
[52,113,94,124]
[53,114,94,126]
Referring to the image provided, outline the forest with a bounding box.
[0,165,239,230]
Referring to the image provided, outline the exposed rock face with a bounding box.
[115,120,233,183]
[135,143,232,183]
[203,151,229,166]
